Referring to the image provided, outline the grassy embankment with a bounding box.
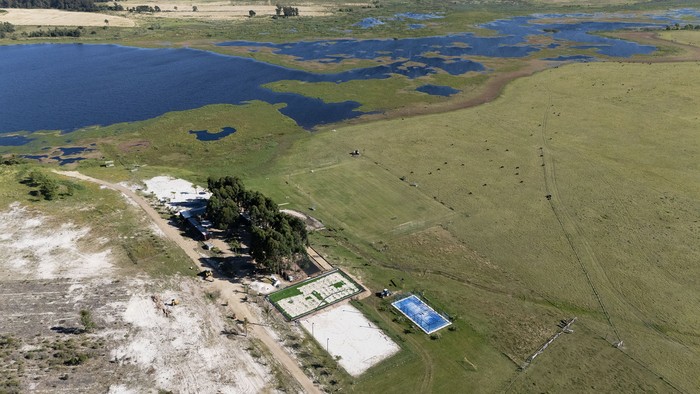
[8,61,698,392]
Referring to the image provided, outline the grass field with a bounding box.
[248,61,700,392]
[660,29,700,46]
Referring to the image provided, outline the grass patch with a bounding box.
[268,286,303,303]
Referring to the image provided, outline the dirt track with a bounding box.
[55,170,321,394]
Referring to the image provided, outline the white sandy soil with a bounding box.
[141,176,210,212]
[0,8,135,26]
[109,279,273,393]
[300,304,399,376]
[0,202,113,280]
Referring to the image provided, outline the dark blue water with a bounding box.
[355,18,384,28]
[20,154,84,165]
[0,44,371,134]
[544,55,596,62]
[58,146,92,155]
[1,9,695,144]
[0,135,33,146]
[416,84,461,96]
[189,127,237,141]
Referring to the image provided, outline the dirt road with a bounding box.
[55,171,321,394]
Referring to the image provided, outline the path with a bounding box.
[54,170,321,394]
[306,246,334,271]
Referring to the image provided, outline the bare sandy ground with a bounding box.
[107,279,274,393]
[0,8,135,26]
[0,202,113,281]
[140,175,210,212]
[300,304,399,376]
[0,201,276,393]
[122,2,333,20]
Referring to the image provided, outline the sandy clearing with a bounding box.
[142,175,210,212]
[122,2,333,19]
[0,8,135,27]
[281,209,325,231]
[249,280,277,295]
[0,202,114,280]
[300,304,399,376]
[109,279,274,393]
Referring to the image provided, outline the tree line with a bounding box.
[28,27,82,37]
[274,4,299,18]
[0,0,98,12]
[206,176,308,274]
[665,23,700,30]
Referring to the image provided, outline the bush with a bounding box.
[80,309,96,332]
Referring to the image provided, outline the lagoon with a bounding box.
[1,10,695,143]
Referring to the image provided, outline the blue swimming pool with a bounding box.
[392,295,451,334]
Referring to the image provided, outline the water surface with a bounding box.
[1,9,695,143]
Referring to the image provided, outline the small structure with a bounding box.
[350,149,361,157]
[180,207,210,240]
[102,160,114,168]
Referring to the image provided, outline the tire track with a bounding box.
[369,302,434,393]
[537,91,690,393]
[538,92,622,343]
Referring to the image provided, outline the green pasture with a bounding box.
[660,29,700,46]
[250,62,699,392]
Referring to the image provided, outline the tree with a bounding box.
[248,9,255,17]
[39,177,59,200]
[80,309,96,332]
[192,5,197,11]
[207,176,308,273]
